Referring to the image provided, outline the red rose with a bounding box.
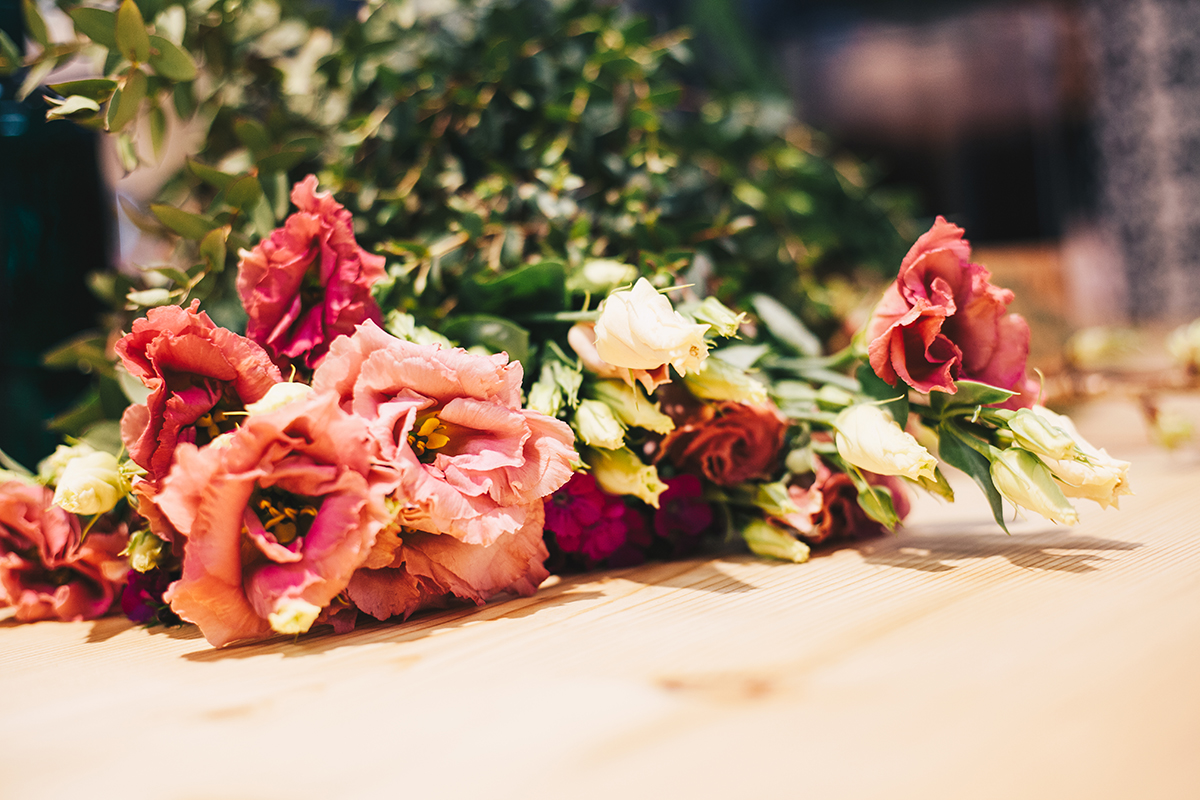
[865,217,1036,406]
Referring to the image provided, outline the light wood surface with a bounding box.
[2,399,1198,800]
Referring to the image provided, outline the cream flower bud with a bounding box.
[1008,408,1076,461]
[691,296,746,338]
[594,278,710,376]
[833,404,937,481]
[268,598,322,635]
[990,448,1079,525]
[589,380,675,434]
[245,382,313,416]
[584,446,668,508]
[683,356,768,405]
[38,442,97,485]
[742,519,810,563]
[123,529,168,573]
[1030,406,1133,509]
[53,450,129,515]
[573,399,626,450]
[565,259,640,294]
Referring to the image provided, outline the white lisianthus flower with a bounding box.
[833,404,937,481]
[52,450,130,515]
[584,446,668,508]
[1008,408,1076,461]
[990,448,1080,525]
[38,442,97,485]
[268,598,323,635]
[245,382,314,416]
[1030,406,1132,509]
[594,278,710,376]
[573,399,626,450]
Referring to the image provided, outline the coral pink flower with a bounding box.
[780,460,911,546]
[344,504,551,622]
[237,175,387,368]
[116,301,282,483]
[312,321,578,546]
[0,481,128,622]
[865,217,1036,406]
[144,392,395,646]
[656,384,788,487]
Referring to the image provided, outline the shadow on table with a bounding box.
[841,526,1142,574]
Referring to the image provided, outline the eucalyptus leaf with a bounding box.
[106,69,146,131]
[225,175,264,209]
[115,0,150,64]
[443,315,531,366]
[187,159,237,190]
[256,148,308,173]
[22,0,49,48]
[937,422,1008,532]
[234,118,271,154]
[148,34,197,81]
[150,204,218,239]
[149,102,166,159]
[49,79,118,103]
[69,7,118,50]
[0,30,20,75]
[199,227,227,272]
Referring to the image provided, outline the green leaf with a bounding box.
[49,78,118,103]
[225,175,263,209]
[126,287,174,307]
[69,7,118,50]
[199,227,227,272]
[115,130,138,172]
[937,422,1007,532]
[443,315,531,366]
[857,363,908,426]
[856,484,900,530]
[751,294,821,356]
[148,100,166,159]
[106,68,146,131]
[17,58,55,101]
[234,117,271,154]
[118,195,164,234]
[150,204,218,239]
[0,31,20,76]
[187,159,237,190]
[944,380,1017,410]
[41,331,115,377]
[22,0,49,48]
[148,266,190,286]
[46,94,101,121]
[461,260,566,316]
[147,34,196,81]
[115,0,150,63]
[256,148,308,174]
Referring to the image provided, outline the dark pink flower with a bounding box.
[865,217,1036,406]
[780,459,911,546]
[544,472,634,564]
[236,175,386,368]
[653,474,715,556]
[0,481,128,622]
[143,392,395,646]
[312,321,578,547]
[116,301,282,483]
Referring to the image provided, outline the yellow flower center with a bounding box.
[408,414,451,462]
[249,486,320,544]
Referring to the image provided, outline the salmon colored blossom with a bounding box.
[865,216,1037,406]
[0,482,128,622]
[779,460,911,546]
[143,392,395,646]
[116,301,282,483]
[236,175,386,368]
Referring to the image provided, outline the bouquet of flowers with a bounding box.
[0,0,1130,647]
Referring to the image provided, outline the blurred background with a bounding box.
[3,0,1198,463]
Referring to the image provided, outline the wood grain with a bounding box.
[2,404,1197,800]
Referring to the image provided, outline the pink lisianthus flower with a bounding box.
[142,392,396,646]
[865,216,1037,407]
[312,321,578,546]
[0,482,128,622]
[237,175,387,368]
[779,459,911,546]
[116,300,282,483]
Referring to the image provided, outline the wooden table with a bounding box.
[3,398,1198,799]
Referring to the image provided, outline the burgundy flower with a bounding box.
[236,175,387,368]
[865,217,1037,406]
[120,567,181,626]
[657,385,788,487]
[653,474,715,557]
[116,301,282,483]
[0,481,128,622]
[779,459,911,546]
[143,392,395,646]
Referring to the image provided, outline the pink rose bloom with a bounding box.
[312,321,578,546]
[0,482,128,622]
[780,459,911,546]
[237,175,387,368]
[865,217,1037,407]
[144,392,395,646]
[116,301,282,483]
